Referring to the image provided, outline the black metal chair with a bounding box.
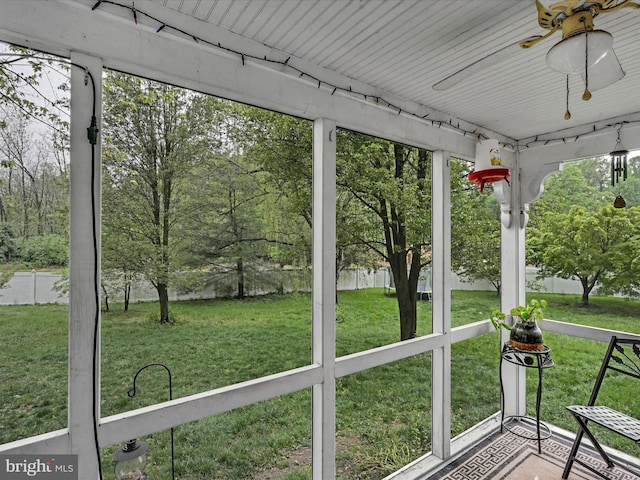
[562,335,640,479]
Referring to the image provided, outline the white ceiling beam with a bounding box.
[518,112,640,165]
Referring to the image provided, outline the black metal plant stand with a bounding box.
[128,363,175,480]
[500,343,555,454]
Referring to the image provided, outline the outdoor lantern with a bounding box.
[120,363,176,480]
[113,439,149,480]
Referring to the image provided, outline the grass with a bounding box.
[1,290,639,479]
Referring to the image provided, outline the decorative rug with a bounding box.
[429,423,638,480]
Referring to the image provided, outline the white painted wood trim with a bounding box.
[431,150,452,459]
[312,118,337,480]
[520,162,563,206]
[518,112,640,158]
[498,152,527,418]
[542,320,640,343]
[450,320,495,344]
[99,365,323,447]
[335,334,444,378]
[68,51,102,480]
[0,429,70,454]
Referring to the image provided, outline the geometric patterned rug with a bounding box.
[429,423,639,480]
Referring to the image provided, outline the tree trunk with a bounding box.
[386,144,422,341]
[124,282,131,311]
[101,283,110,313]
[581,290,590,305]
[158,282,170,323]
[0,195,6,222]
[389,252,418,341]
[21,175,29,237]
[580,277,591,305]
[397,284,417,340]
[582,290,589,307]
[236,257,245,299]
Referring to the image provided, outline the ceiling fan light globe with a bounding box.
[580,48,625,91]
[546,30,613,74]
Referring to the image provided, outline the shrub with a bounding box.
[20,234,68,267]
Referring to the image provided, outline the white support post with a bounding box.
[68,52,102,480]
[495,158,562,418]
[311,118,337,480]
[495,161,527,418]
[431,150,452,459]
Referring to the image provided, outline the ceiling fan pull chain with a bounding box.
[581,17,592,101]
[564,75,571,120]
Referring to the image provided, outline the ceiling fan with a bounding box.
[433,0,639,116]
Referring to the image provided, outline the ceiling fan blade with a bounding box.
[432,36,541,91]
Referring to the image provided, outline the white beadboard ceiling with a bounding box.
[87,0,640,141]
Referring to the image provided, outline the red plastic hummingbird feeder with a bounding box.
[468,139,510,192]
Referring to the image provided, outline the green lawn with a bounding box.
[1,290,639,479]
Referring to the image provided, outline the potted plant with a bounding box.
[490,299,547,351]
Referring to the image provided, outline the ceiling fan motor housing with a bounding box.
[560,8,596,37]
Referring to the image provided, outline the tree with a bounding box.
[576,156,611,192]
[102,72,214,323]
[179,152,276,299]
[334,191,382,292]
[217,105,315,299]
[595,206,640,298]
[529,205,639,305]
[99,181,140,312]
[0,221,20,289]
[337,132,431,340]
[20,233,67,267]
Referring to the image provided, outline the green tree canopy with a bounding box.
[528,161,609,230]
[0,45,69,133]
[529,205,640,305]
[224,105,313,267]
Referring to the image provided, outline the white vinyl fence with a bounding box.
[1,271,66,305]
[0,266,590,306]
